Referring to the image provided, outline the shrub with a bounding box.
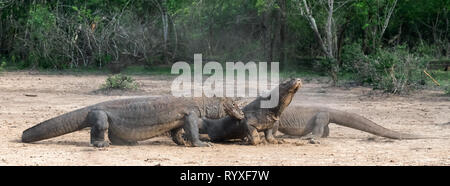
[8,4,167,70]
[445,86,450,96]
[316,57,339,85]
[370,46,427,94]
[0,61,6,72]
[101,74,139,90]
[340,43,373,84]
[414,43,440,58]
[341,43,427,94]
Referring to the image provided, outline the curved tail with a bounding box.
[22,108,91,143]
[329,109,421,139]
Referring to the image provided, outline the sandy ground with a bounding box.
[0,71,449,166]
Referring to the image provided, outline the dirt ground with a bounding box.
[0,72,449,166]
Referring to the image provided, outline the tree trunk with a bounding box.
[300,0,339,85]
[278,0,288,70]
[337,17,351,65]
[162,2,169,64]
[155,0,169,65]
[326,0,334,58]
[269,10,280,63]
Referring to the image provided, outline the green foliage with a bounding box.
[371,48,425,94]
[341,42,368,73]
[414,43,440,59]
[445,86,450,96]
[0,60,6,72]
[101,74,139,90]
[341,43,427,94]
[316,57,339,80]
[426,70,450,95]
[27,5,56,37]
[22,5,57,68]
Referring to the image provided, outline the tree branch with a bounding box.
[379,0,398,40]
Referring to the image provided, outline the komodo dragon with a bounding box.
[273,106,422,140]
[22,96,243,147]
[173,78,303,145]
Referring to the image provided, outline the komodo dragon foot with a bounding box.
[92,141,110,148]
[263,128,285,144]
[301,134,322,144]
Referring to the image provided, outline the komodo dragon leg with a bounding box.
[170,127,211,146]
[88,109,139,147]
[170,101,245,145]
[183,111,210,147]
[246,125,262,145]
[170,100,245,146]
[86,110,110,147]
[311,112,330,138]
[264,128,285,144]
[323,125,330,137]
[302,112,330,143]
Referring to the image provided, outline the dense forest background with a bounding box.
[0,0,448,93]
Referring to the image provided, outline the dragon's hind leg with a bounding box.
[302,112,330,143]
[311,112,330,138]
[183,111,210,147]
[322,125,330,137]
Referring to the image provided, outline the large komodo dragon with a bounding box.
[173,78,303,145]
[274,106,422,141]
[21,96,244,147]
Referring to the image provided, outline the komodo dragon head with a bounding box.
[269,78,302,115]
[240,78,302,131]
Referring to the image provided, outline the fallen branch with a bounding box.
[423,70,440,86]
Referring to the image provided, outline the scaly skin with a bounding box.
[22,96,237,147]
[174,78,303,145]
[274,106,421,140]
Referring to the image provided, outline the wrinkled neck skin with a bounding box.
[270,78,302,116]
[242,78,302,130]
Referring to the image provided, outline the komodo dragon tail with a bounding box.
[22,108,91,143]
[328,109,421,139]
